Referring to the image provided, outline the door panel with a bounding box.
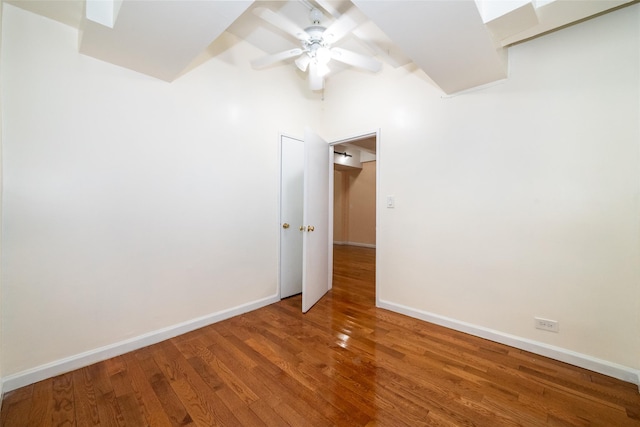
[302,129,331,312]
[280,135,304,299]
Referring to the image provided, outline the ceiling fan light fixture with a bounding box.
[316,60,331,77]
[295,54,311,72]
[316,46,332,65]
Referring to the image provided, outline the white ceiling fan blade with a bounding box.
[251,48,303,70]
[322,13,358,44]
[331,47,382,73]
[253,7,310,42]
[308,61,324,91]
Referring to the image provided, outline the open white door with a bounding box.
[301,128,331,312]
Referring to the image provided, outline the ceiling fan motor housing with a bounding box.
[302,26,328,58]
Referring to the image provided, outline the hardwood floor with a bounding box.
[2,245,640,426]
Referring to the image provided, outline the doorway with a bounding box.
[330,133,378,301]
[278,131,379,309]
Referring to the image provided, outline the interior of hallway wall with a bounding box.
[333,161,376,247]
[0,3,322,382]
[0,0,4,400]
[333,170,346,242]
[321,4,640,374]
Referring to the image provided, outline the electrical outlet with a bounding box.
[535,317,559,333]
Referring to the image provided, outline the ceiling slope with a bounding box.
[352,0,508,94]
[78,0,254,82]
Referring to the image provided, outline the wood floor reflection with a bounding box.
[2,244,640,426]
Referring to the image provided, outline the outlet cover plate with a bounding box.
[535,317,559,333]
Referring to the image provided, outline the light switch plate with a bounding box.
[386,196,395,208]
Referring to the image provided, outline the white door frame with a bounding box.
[328,129,380,304]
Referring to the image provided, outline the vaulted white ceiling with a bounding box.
[5,0,635,94]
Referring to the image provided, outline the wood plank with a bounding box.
[2,399,33,427]
[72,367,102,426]
[121,352,175,427]
[27,379,54,426]
[85,362,127,426]
[1,385,33,406]
[51,373,75,426]
[151,341,241,426]
[137,352,194,426]
[246,399,289,426]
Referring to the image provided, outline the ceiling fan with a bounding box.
[251,6,382,91]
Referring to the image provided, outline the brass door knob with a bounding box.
[282,223,290,229]
[307,225,315,232]
[299,226,306,232]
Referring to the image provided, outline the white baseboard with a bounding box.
[333,241,376,248]
[378,299,640,390]
[1,294,280,393]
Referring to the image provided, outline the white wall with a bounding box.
[322,4,640,376]
[1,4,320,382]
